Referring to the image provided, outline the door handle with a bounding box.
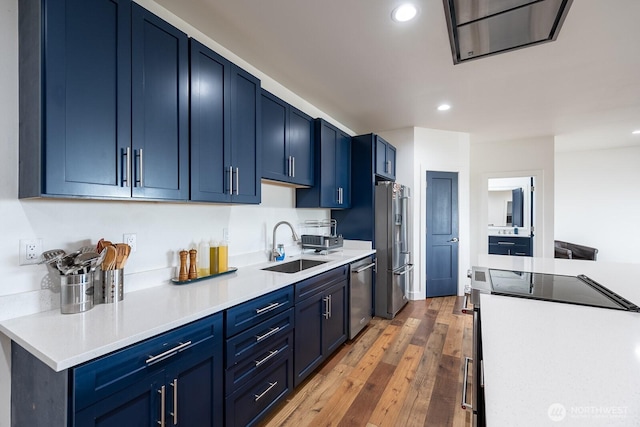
[448,237,459,243]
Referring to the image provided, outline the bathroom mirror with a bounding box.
[488,177,532,229]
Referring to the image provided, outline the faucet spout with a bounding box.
[271,221,300,261]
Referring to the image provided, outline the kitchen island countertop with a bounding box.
[0,248,374,372]
[476,255,640,426]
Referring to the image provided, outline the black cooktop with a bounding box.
[488,269,640,312]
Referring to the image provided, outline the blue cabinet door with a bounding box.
[34,0,132,198]
[296,119,350,208]
[189,39,231,202]
[374,135,396,181]
[74,371,164,427]
[168,350,224,427]
[318,121,339,207]
[230,66,261,203]
[335,130,351,208]
[131,4,189,200]
[288,107,314,186]
[293,293,324,387]
[323,280,347,355]
[261,91,288,182]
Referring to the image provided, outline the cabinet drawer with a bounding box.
[295,265,348,302]
[226,308,293,367]
[73,313,222,411]
[226,286,293,336]
[226,331,293,394]
[225,352,293,427]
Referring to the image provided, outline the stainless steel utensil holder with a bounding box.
[60,273,95,314]
[98,269,124,303]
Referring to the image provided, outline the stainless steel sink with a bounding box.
[261,259,327,274]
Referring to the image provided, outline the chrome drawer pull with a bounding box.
[255,302,281,314]
[255,349,279,367]
[256,326,281,342]
[170,379,178,425]
[146,341,192,365]
[461,356,473,410]
[254,381,278,402]
[497,241,516,245]
[158,385,166,426]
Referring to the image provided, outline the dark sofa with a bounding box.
[554,240,598,260]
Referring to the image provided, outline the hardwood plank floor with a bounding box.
[259,296,473,427]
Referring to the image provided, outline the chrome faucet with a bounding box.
[271,221,300,261]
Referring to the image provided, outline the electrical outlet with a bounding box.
[123,233,137,252]
[19,238,43,265]
[223,227,229,242]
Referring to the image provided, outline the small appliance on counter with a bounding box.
[300,219,344,252]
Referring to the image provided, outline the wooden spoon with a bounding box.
[101,246,117,271]
[115,244,130,269]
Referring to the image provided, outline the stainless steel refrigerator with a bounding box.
[374,182,412,319]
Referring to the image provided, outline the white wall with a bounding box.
[378,127,471,298]
[0,1,350,425]
[470,136,555,265]
[555,146,640,263]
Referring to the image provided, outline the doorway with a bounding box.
[426,171,459,297]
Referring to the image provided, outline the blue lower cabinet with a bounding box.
[488,236,532,256]
[225,353,293,427]
[74,371,165,426]
[73,313,224,426]
[224,288,294,426]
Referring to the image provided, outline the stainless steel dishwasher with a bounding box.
[349,256,376,339]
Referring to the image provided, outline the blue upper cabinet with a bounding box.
[190,40,261,204]
[131,4,189,200]
[230,66,261,204]
[374,135,396,181]
[261,90,314,186]
[19,0,133,199]
[19,0,188,201]
[296,119,351,209]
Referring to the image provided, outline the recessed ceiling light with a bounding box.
[632,130,640,135]
[437,104,451,111]
[392,4,418,22]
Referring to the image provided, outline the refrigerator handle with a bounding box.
[393,264,414,276]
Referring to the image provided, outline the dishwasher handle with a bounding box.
[351,262,376,274]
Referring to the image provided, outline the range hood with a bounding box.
[443,0,573,64]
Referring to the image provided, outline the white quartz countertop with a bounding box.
[0,249,374,372]
[481,294,640,426]
[475,255,640,426]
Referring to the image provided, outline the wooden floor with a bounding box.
[259,296,473,427]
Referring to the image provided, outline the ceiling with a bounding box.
[153,0,640,151]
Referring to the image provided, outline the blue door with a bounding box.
[426,171,459,297]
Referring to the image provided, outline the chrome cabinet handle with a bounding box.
[146,341,192,365]
[292,156,295,177]
[255,349,279,367]
[235,167,239,195]
[461,357,473,410]
[255,302,281,315]
[255,326,281,342]
[228,166,233,195]
[497,241,516,245]
[352,262,376,274]
[328,294,332,319]
[135,149,144,187]
[122,147,131,187]
[287,156,292,177]
[158,385,166,426]
[170,379,178,425]
[254,381,278,402]
[323,296,330,319]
